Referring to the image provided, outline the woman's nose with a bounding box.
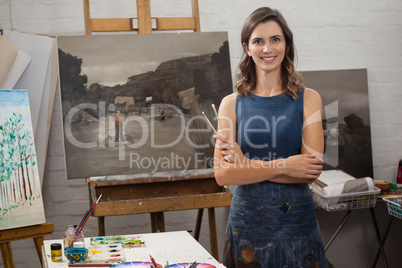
[263,44,271,53]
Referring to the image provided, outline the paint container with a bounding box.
[51,243,62,262]
[375,181,390,192]
[63,225,84,250]
[389,182,402,193]
[73,241,85,248]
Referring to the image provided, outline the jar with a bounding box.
[51,243,62,262]
[63,225,84,250]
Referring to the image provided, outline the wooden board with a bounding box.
[83,0,200,34]
[0,223,54,268]
[88,169,231,216]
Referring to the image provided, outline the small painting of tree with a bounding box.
[0,90,45,230]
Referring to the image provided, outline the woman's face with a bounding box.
[245,21,286,75]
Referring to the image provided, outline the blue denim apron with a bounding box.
[222,90,327,268]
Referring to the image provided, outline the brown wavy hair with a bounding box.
[235,7,303,99]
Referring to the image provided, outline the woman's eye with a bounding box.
[272,37,280,43]
[252,39,263,45]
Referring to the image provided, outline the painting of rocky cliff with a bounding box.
[57,32,232,179]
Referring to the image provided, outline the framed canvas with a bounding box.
[0,89,46,230]
[302,69,373,178]
[57,32,233,179]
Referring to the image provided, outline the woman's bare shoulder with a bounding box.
[221,92,237,104]
[303,87,322,121]
[219,93,237,116]
[304,88,321,101]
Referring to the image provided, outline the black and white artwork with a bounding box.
[57,32,232,179]
[302,69,373,178]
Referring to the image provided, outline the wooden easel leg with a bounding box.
[150,212,165,232]
[98,216,106,236]
[194,208,204,241]
[0,223,53,267]
[83,0,92,35]
[0,242,15,268]
[208,208,218,260]
[33,236,45,267]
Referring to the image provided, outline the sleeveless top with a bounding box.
[222,88,327,268]
[235,88,311,199]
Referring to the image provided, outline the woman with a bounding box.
[214,7,327,267]
[113,110,124,142]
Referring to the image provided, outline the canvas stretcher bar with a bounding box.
[83,0,200,34]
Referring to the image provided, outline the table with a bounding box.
[43,231,225,268]
[87,169,232,260]
[372,195,402,267]
[311,185,389,267]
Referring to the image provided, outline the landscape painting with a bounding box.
[0,89,46,230]
[57,32,233,179]
[302,69,373,179]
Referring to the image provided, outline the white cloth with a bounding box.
[321,177,375,196]
[312,177,376,209]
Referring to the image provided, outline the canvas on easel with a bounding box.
[0,89,46,230]
[57,32,233,179]
[302,69,373,178]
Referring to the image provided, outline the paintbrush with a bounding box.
[202,111,217,135]
[211,104,223,133]
[76,194,102,235]
[150,254,158,268]
[75,210,89,234]
[189,261,198,268]
[68,263,114,267]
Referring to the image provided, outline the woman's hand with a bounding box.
[214,133,246,163]
[284,154,323,182]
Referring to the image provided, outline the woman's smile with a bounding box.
[260,56,276,63]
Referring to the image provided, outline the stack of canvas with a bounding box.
[0,31,58,185]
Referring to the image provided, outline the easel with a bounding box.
[0,223,54,268]
[87,170,232,259]
[83,0,231,260]
[83,0,200,34]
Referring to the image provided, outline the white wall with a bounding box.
[1,1,402,267]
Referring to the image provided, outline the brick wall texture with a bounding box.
[0,1,401,267]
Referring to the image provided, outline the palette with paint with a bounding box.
[91,235,145,248]
[111,261,216,268]
[168,263,216,268]
[85,244,126,264]
[110,261,161,267]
